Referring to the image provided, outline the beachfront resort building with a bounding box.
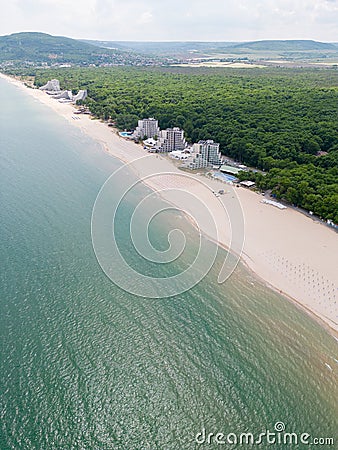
[157,127,187,152]
[72,90,88,103]
[133,118,160,140]
[39,79,61,92]
[187,152,209,170]
[187,140,223,169]
[195,140,223,165]
[39,79,88,104]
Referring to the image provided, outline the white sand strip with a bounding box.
[2,73,337,334]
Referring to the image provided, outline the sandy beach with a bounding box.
[1,73,337,334]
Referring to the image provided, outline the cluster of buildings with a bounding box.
[40,79,87,103]
[131,118,223,169]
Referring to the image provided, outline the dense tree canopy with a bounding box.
[25,66,338,222]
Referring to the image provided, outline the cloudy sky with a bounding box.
[1,0,338,42]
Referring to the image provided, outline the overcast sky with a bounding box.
[1,0,338,42]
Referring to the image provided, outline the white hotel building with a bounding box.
[133,118,160,140]
[188,140,223,169]
[157,127,187,152]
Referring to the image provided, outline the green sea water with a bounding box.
[0,78,337,449]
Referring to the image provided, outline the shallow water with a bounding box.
[0,78,337,449]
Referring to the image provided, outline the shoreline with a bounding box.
[1,72,337,336]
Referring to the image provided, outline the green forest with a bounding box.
[0,33,154,66]
[23,66,338,223]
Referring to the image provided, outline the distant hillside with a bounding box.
[0,32,156,65]
[82,39,338,60]
[82,40,239,57]
[231,40,337,51]
[2,34,337,66]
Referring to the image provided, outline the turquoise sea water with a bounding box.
[0,78,337,449]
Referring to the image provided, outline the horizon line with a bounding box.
[2,31,338,44]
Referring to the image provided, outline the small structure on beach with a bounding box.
[169,150,190,160]
[261,199,287,209]
[240,180,256,188]
[220,164,241,176]
[143,137,158,147]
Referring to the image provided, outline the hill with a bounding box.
[0,32,157,66]
[82,39,338,61]
[2,34,336,65]
[82,40,238,57]
[231,40,337,51]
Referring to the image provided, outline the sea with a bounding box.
[0,77,337,449]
